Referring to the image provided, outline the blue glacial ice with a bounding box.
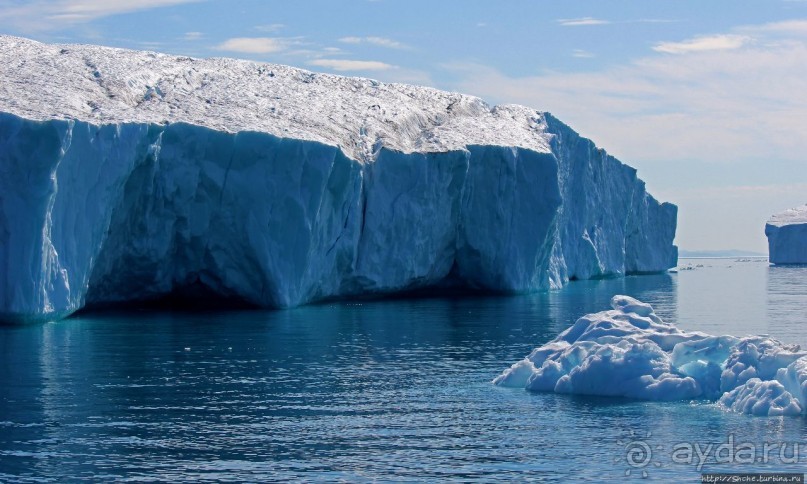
[495,295,807,416]
[0,36,677,322]
[766,205,807,264]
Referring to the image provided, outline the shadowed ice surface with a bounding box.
[2,258,807,481]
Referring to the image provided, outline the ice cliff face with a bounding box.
[0,35,677,322]
[766,205,807,264]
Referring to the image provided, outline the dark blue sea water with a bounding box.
[2,258,807,481]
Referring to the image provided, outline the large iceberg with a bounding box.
[495,295,807,416]
[0,36,677,322]
[766,205,807,264]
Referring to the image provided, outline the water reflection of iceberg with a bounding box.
[768,264,807,348]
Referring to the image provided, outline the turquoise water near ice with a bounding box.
[2,258,807,481]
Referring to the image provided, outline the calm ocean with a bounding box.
[2,258,806,481]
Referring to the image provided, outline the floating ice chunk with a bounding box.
[610,295,655,318]
[494,359,538,388]
[495,295,807,417]
[550,340,701,401]
[720,338,807,393]
[775,358,807,407]
[766,205,807,264]
[719,379,802,417]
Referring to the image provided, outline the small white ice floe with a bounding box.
[494,295,807,417]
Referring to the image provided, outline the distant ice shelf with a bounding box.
[766,205,807,264]
[0,35,677,322]
[495,295,807,417]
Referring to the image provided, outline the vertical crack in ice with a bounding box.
[216,133,237,208]
[355,164,371,277]
[37,120,75,314]
[322,151,348,260]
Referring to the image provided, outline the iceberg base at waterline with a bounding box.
[495,295,807,416]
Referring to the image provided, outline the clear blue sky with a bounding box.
[2,0,806,253]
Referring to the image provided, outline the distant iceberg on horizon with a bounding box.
[766,205,807,265]
[0,35,677,323]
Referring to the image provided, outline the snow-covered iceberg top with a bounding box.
[0,35,550,162]
[495,295,807,417]
[765,205,807,264]
[767,205,807,228]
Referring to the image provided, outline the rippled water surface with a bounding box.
[3,258,807,481]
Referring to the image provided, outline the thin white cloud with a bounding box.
[559,17,677,27]
[338,36,407,49]
[741,19,807,35]
[0,0,202,30]
[557,17,610,27]
[634,18,679,24]
[215,37,288,54]
[183,31,203,41]
[572,49,594,58]
[653,34,751,54]
[254,23,285,33]
[309,59,396,71]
